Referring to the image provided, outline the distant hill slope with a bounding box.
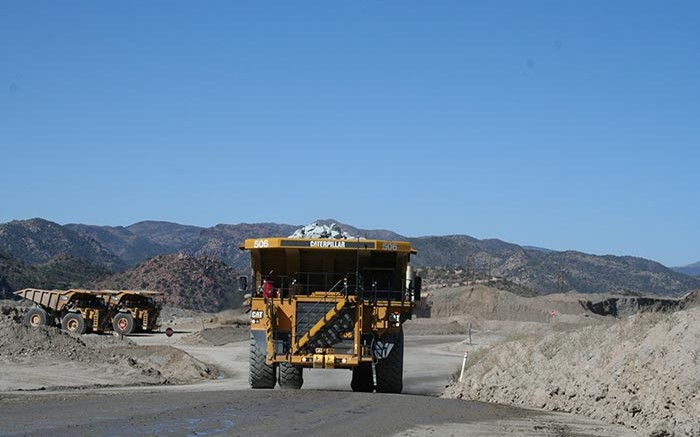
[126,221,203,248]
[189,222,299,268]
[65,223,172,266]
[65,221,203,266]
[0,251,110,298]
[68,221,299,269]
[35,254,112,289]
[0,218,124,270]
[0,250,35,298]
[409,235,699,296]
[499,250,698,296]
[408,234,523,267]
[3,217,698,297]
[672,262,700,277]
[92,254,242,312]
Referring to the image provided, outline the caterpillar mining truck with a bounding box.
[239,236,421,393]
[15,288,163,335]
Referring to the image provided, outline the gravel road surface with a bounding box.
[0,389,634,437]
[0,331,635,436]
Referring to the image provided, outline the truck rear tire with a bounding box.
[23,307,49,328]
[278,362,303,389]
[61,313,86,335]
[351,363,374,392]
[249,334,276,389]
[113,313,135,335]
[375,329,404,394]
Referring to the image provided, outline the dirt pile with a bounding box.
[0,311,217,387]
[403,318,466,335]
[1,302,25,324]
[443,307,700,437]
[0,321,116,362]
[181,326,249,346]
[110,345,217,383]
[427,285,590,323]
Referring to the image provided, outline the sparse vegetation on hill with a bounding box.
[35,254,111,289]
[0,250,35,298]
[189,222,298,268]
[92,254,242,312]
[126,221,203,248]
[0,218,123,270]
[0,250,110,298]
[421,266,537,297]
[411,236,699,296]
[672,261,700,277]
[65,223,173,266]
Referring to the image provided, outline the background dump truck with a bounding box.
[103,290,163,335]
[240,237,421,393]
[15,288,163,335]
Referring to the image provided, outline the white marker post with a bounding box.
[459,351,468,383]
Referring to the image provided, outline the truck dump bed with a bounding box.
[14,288,76,312]
[14,288,164,335]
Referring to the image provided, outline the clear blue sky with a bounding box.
[1,1,698,266]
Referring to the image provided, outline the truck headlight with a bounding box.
[389,312,401,327]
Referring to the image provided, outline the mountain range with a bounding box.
[672,262,700,278]
[1,218,698,303]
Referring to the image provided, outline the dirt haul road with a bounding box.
[0,331,634,436]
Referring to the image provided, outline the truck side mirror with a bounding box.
[238,275,248,292]
[414,276,422,301]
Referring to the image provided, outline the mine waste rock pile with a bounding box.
[288,222,360,239]
[580,290,700,317]
[443,305,700,437]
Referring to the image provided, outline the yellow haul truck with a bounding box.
[239,237,421,393]
[17,288,107,334]
[102,290,163,334]
[15,288,163,335]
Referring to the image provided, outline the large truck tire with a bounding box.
[350,363,374,392]
[61,313,87,335]
[112,313,135,335]
[249,334,276,389]
[278,362,304,389]
[23,307,49,328]
[375,329,404,394]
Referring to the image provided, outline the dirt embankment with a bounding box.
[425,285,598,322]
[443,307,700,437]
[0,303,217,390]
[581,290,700,317]
[181,325,250,346]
